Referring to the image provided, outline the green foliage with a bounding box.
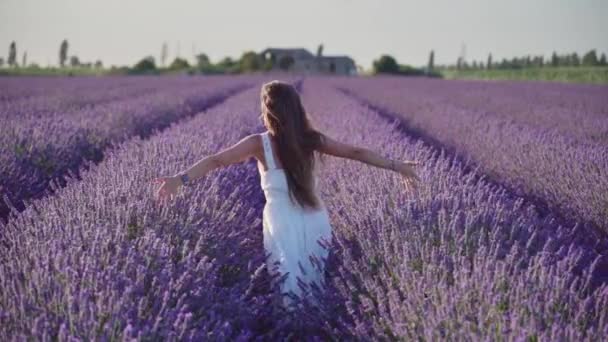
[527,335,538,342]
[442,66,608,84]
[0,65,105,76]
[160,42,168,67]
[195,64,226,75]
[262,57,273,71]
[33,153,56,176]
[194,53,225,74]
[192,53,250,75]
[8,41,17,67]
[408,256,423,273]
[69,56,80,67]
[551,52,559,67]
[372,55,399,74]
[449,50,605,71]
[129,56,158,75]
[126,215,142,241]
[169,57,190,70]
[59,39,68,67]
[572,53,580,66]
[371,54,439,77]
[217,57,240,74]
[217,264,242,287]
[239,51,261,73]
[496,298,509,312]
[195,53,210,69]
[582,50,599,66]
[399,64,425,76]
[427,50,434,71]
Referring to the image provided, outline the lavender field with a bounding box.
[1,76,607,340]
[0,76,254,218]
[334,76,608,231]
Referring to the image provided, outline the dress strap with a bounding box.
[261,132,276,170]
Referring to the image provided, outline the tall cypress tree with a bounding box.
[551,52,559,67]
[60,40,69,67]
[8,41,17,67]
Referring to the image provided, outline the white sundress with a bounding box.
[257,131,333,308]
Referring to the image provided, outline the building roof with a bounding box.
[261,48,315,60]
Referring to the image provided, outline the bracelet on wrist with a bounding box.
[179,173,190,186]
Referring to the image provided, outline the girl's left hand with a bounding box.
[395,161,421,192]
[153,175,181,201]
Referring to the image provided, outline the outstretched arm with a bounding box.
[317,133,420,189]
[154,134,260,200]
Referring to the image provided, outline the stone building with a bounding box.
[260,46,357,75]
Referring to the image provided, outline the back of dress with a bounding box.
[257,131,332,308]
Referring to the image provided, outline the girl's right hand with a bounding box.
[154,175,182,201]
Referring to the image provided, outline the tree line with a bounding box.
[1,40,283,74]
[371,49,608,78]
[4,39,606,75]
[371,51,441,77]
[128,52,267,75]
[129,42,281,75]
[451,50,607,70]
[1,40,103,69]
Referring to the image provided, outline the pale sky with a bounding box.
[1,0,606,70]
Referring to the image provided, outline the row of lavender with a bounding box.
[1,78,606,340]
[0,76,154,102]
[332,76,608,231]
[0,87,272,340]
[351,77,608,143]
[0,76,228,119]
[0,83,340,340]
[0,76,254,219]
[302,80,608,340]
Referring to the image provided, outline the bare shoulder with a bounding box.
[314,131,330,148]
[315,131,337,151]
[242,133,262,144]
[244,133,262,147]
[243,133,264,159]
[219,133,262,156]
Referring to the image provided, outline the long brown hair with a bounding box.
[260,80,323,209]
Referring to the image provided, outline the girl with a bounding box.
[154,80,420,308]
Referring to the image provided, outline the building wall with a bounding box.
[317,59,356,75]
[262,49,356,75]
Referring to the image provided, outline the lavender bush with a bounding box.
[303,79,608,340]
[332,76,608,231]
[0,76,164,117]
[1,83,348,341]
[347,77,608,143]
[2,87,271,340]
[0,76,254,219]
[1,77,606,340]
